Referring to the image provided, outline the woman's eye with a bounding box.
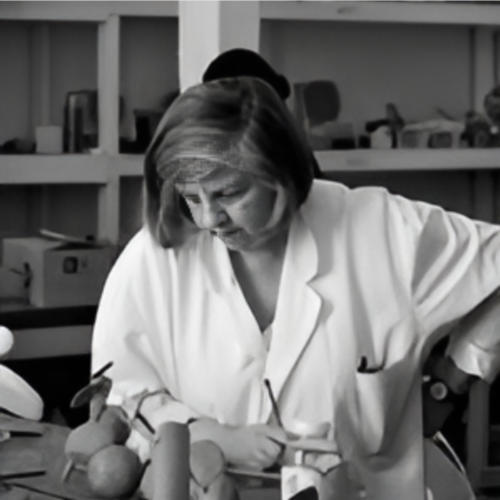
[184,195,201,205]
[220,190,241,199]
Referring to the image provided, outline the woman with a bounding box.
[92,77,500,499]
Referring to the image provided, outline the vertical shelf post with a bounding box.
[469,27,496,223]
[466,26,498,493]
[30,23,51,230]
[98,172,120,245]
[471,26,496,114]
[30,23,51,129]
[178,1,260,91]
[98,14,120,155]
[97,15,121,245]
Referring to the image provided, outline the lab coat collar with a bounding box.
[262,207,322,416]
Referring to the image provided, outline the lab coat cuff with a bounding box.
[126,428,154,463]
[147,400,202,430]
[446,341,500,384]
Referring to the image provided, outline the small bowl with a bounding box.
[285,420,331,440]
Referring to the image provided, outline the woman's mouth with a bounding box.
[214,229,239,237]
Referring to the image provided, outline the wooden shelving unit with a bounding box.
[1,0,499,246]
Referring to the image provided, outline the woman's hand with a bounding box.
[189,419,287,469]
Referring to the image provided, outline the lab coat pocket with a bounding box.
[353,360,413,456]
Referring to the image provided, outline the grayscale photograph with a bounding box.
[1,1,500,499]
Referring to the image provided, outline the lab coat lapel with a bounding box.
[264,212,322,407]
[203,233,264,357]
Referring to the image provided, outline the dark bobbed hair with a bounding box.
[144,77,316,248]
[202,49,323,179]
[202,48,291,100]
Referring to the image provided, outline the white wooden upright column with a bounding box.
[97,15,121,245]
[178,0,261,91]
[30,23,51,230]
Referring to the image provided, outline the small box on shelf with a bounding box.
[2,236,112,308]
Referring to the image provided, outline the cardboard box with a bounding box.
[2,237,113,308]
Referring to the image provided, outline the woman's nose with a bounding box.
[201,201,227,229]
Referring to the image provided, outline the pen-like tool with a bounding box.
[264,379,284,430]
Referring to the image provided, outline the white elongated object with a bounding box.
[0,364,44,421]
[0,326,14,359]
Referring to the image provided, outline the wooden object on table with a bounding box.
[149,422,190,500]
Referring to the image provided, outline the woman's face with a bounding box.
[175,167,284,252]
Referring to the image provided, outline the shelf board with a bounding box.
[316,149,500,173]
[0,154,108,184]
[0,1,178,21]
[1,150,499,185]
[3,1,499,25]
[110,150,500,177]
[260,1,500,26]
[108,155,144,177]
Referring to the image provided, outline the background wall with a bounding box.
[260,20,472,137]
[260,20,490,220]
[0,21,32,143]
[120,16,179,113]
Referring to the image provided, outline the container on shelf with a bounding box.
[2,236,113,308]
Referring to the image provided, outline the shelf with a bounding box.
[2,150,500,185]
[4,1,499,25]
[0,155,108,184]
[108,155,144,177]
[316,149,500,173]
[0,154,145,185]
[260,1,500,25]
[0,1,178,21]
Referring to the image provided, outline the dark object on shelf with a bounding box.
[358,135,371,149]
[63,91,98,153]
[121,90,179,154]
[366,104,405,149]
[295,80,340,129]
[63,90,127,153]
[462,112,494,148]
[428,131,453,148]
[132,109,165,153]
[365,119,389,134]
[0,139,35,155]
[386,103,405,145]
[484,85,500,125]
[484,85,500,147]
[294,80,355,152]
[331,137,357,150]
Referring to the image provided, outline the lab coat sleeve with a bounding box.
[393,195,500,381]
[91,233,201,459]
[445,289,500,383]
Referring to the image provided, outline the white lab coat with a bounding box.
[92,180,500,500]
